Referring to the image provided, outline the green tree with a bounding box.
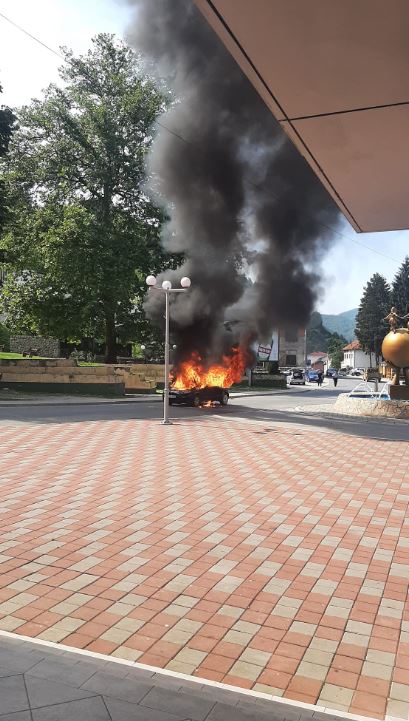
[0,35,177,362]
[327,335,345,370]
[355,273,391,363]
[0,82,15,235]
[392,256,409,317]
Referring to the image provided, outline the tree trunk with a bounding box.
[104,312,117,364]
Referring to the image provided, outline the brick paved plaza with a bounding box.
[0,416,408,719]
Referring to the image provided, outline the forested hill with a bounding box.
[307,311,348,353]
[321,308,357,342]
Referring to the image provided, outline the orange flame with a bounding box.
[171,347,247,390]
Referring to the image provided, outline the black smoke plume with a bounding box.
[126,0,340,364]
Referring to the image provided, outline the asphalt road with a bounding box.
[0,380,407,441]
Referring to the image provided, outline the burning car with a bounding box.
[169,386,229,407]
[167,347,246,408]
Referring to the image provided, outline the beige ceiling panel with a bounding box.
[195,0,285,120]
[203,0,409,118]
[291,105,409,232]
[279,120,360,230]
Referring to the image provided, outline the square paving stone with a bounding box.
[0,647,44,674]
[239,698,304,720]
[82,670,153,704]
[0,713,32,721]
[140,686,215,721]
[207,702,273,721]
[31,696,111,721]
[0,675,29,715]
[27,656,99,687]
[104,695,190,721]
[25,675,98,708]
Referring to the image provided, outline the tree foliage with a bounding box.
[355,273,391,362]
[326,335,345,369]
[392,256,409,317]
[0,82,15,235]
[0,35,179,362]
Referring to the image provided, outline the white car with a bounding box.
[289,370,306,385]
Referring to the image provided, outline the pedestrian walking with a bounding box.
[317,371,323,387]
[333,370,338,387]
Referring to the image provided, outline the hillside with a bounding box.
[321,308,357,341]
[307,312,347,353]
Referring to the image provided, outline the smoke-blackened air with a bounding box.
[126,0,339,363]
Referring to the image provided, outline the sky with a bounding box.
[0,0,407,316]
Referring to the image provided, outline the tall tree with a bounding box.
[0,35,178,362]
[355,273,391,363]
[327,335,346,370]
[0,82,15,235]
[392,256,409,317]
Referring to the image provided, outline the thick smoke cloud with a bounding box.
[126,0,340,363]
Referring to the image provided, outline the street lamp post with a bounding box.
[140,344,147,364]
[146,275,191,425]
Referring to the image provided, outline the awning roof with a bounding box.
[195,0,409,233]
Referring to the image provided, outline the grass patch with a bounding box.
[78,361,104,366]
[0,352,46,360]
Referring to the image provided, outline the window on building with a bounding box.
[286,354,297,366]
[285,328,299,343]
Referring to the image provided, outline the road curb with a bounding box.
[0,395,161,407]
[0,387,313,407]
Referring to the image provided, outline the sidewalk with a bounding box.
[0,631,359,721]
[0,416,408,719]
[0,387,304,406]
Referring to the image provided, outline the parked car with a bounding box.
[337,370,347,378]
[326,368,337,378]
[289,370,306,385]
[364,368,382,382]
[350,369,364,376]
[307,370,319,382]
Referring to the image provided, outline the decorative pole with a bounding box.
[146,275,191,425]
[163,287,170,424]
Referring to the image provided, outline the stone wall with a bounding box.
[0,359,166,395]
[334,393,409,419]
[0,359,124,396]
[10,335,60,358]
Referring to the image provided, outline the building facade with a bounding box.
[278,327,306,368]
[307,352,326,372]
[342,340,371,370]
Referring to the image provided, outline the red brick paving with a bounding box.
[0,417,408,718]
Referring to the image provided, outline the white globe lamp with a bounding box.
[162,280,172,290]
[180,276,191,288]
[146,275,156,287]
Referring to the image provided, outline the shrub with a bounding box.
[0,322,10,351]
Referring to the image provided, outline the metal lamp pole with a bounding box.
[146,275,191,425]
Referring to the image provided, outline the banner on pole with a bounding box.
[257,330,279,361]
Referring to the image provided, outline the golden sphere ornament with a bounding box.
[382,327,409,368]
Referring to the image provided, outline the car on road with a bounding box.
[307,370,319,382]
[326,368,337,377]
[168,386,229,407]
[289,370,306,385]
[280,368,292,376]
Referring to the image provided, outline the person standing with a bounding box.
[317,370,323,387]
[333,370,338,387]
